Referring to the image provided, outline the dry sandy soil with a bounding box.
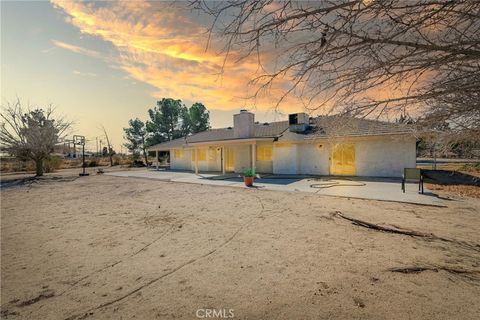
[1,171,480,319]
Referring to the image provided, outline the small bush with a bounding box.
[132,160,146,167]
[25,160,36,172]
[88,160,98,167]
[44,155,63,173]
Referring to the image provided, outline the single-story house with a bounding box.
[147,110,416,177]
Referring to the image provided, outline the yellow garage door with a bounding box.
[330,144,356,176]
[224,147,235,172]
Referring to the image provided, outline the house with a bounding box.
[147,110,416,177]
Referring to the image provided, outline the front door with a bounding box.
[224,147,235,172]
[330,144,356,175]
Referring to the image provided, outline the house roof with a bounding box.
[147,116,413,151]
[147,121,289,151]
[306,116,413,139]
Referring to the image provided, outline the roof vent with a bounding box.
[289,113,309,133]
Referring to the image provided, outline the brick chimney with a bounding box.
[233,109,254,138]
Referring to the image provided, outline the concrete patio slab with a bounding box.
[106,169,446,207]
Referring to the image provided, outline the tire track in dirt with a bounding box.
[64,194,267,320]
[59,224,177,296]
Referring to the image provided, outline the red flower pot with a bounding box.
[244,176,254,187]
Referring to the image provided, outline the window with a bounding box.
[191,149,207,161]
[174,149,184,159]
[256,145,273,161]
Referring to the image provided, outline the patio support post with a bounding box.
[251,143,256,172]
[222,146,226,175]
[195,148,199,174]
[155,150,159,170]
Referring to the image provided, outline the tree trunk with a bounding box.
[142,137,148,166]
[35,159,44,176]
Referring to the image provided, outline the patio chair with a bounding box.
[402,168,424,194]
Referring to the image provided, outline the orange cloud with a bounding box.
[49,0,305,113]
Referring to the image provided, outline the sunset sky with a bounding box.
[1,0,299,151]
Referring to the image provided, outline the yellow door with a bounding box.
[330,144,356,175]
[225,147,235,172]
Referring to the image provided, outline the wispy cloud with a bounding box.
[52,39,101,58]
[41,47,56,54]
[50,0,303,112]
[73,70,97,77]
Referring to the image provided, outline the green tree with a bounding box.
[123,118,148,164]
[182,102,210,135]
[144,98,211,146]
[146,98,183,145]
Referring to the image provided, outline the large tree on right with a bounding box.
[195,0,479,135]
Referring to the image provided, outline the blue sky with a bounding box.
[1,1,292,151]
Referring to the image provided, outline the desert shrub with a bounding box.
[88,159,98,167]
[25,160,36,172]
[460,163,480,173]
[0,157,26,172]
[44,155,63,173]
[132,160,146,167]
[61,159,82,169]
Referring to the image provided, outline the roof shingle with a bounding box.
[147,116,412,150]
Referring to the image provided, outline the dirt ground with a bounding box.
[1,172,479,320]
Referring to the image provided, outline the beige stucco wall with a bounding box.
[271,135,416,177]
[354,136,416,177]
[297,142,330,175]
[170,148,192,170]
[233,144,252,173]
[272,143,298,174]
[171,135,416,177]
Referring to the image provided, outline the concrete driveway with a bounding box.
[106,169,445,206]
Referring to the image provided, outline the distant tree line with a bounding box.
[396,114,479,159]
[123,98,210,163]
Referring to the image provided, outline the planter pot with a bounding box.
[244,176,254,187]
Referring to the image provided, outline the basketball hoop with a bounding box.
[73,135,85,146]
[73,135,89,176]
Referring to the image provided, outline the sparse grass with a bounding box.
[426,183,480,198]
[460,162,480,174]
[1,155,133,173]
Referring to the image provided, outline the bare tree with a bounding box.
[100,125,114,166]
[194,0,479,132]
[0,99,71,176]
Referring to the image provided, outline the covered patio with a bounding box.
[150,137,275,175]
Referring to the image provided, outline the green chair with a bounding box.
[402,168,424,194]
